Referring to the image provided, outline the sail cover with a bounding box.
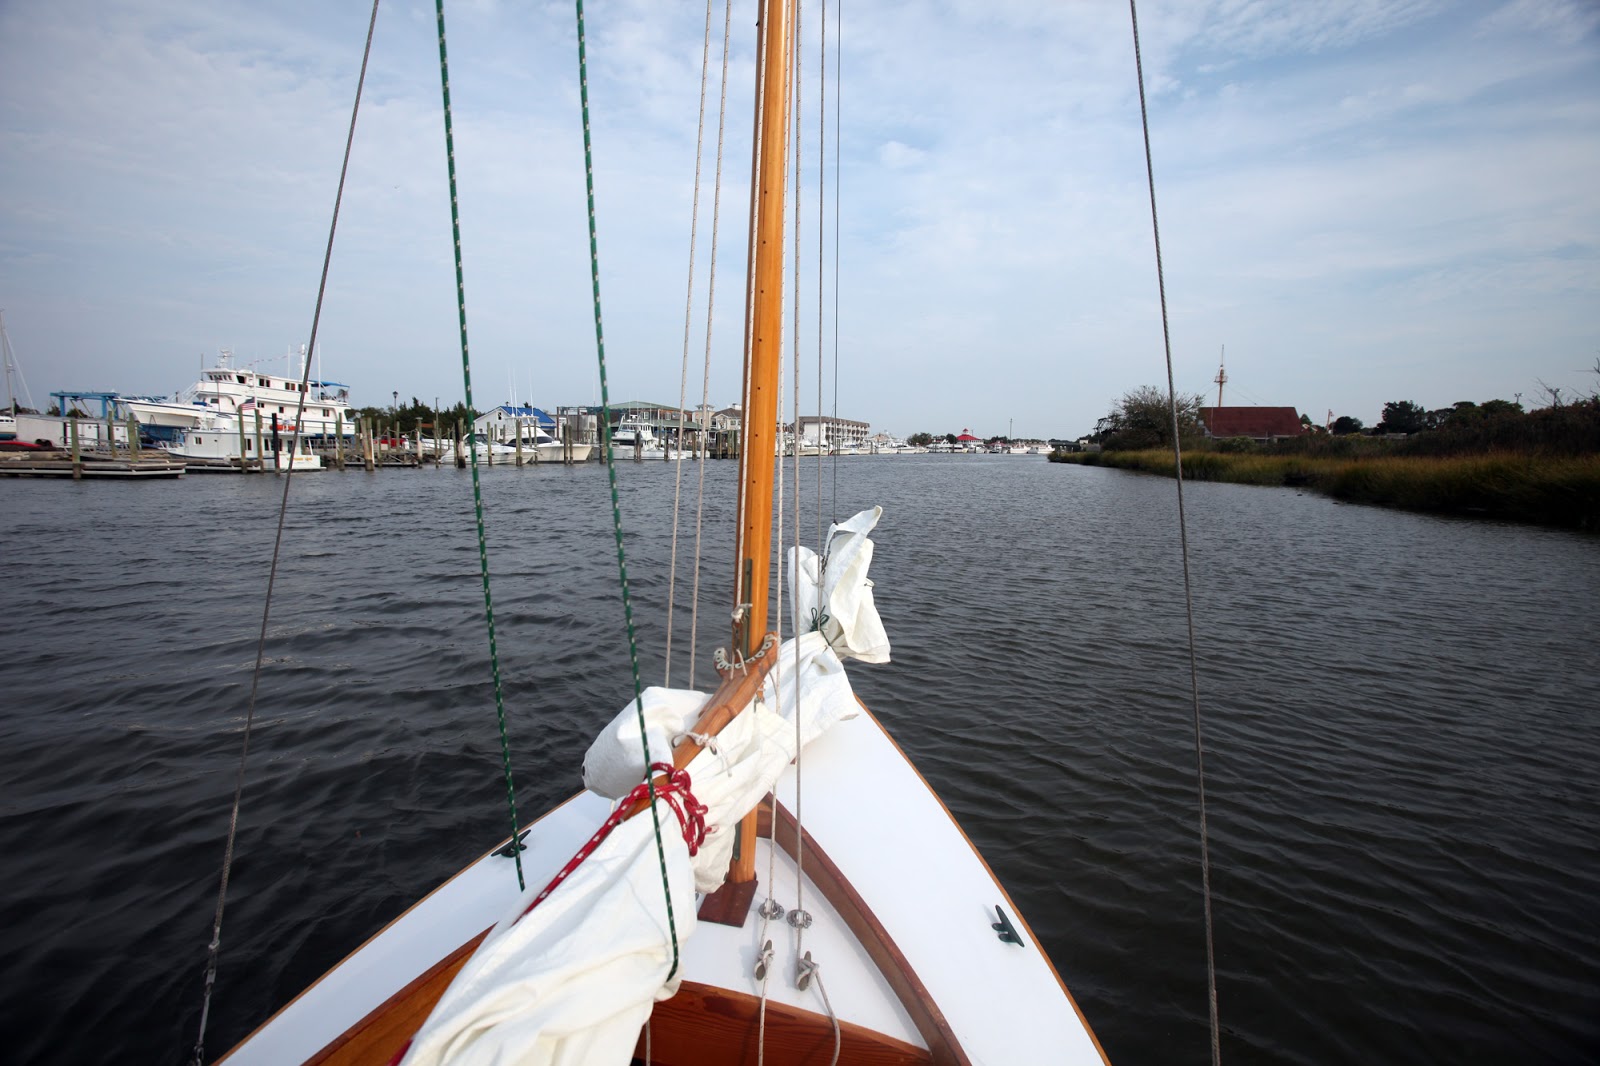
[399,509,889,1066]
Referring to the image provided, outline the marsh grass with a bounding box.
[1051,449,1600,529]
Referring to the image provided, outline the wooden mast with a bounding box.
[720,0,795,898]
[733,0,793,662]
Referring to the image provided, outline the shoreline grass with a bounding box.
[1050,449,1600,530]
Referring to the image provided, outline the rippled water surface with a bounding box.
[2,456,1598,1064]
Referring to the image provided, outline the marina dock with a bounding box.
[0,449,187,479]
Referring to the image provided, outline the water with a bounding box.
[2,456,1597,1064]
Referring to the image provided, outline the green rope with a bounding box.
[573,0,683,979]
[435,0,524,892]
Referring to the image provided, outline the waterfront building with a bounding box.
[797,414,869,450]
[1199,406,1306,442]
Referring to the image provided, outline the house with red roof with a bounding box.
[1199,407,1305,442]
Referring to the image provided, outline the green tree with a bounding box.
[908,432,933,447]
[1331,415,1363,435]
[1100,385,1205,451]
[1376,400,1426,435]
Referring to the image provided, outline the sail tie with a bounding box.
[671,730,719,756]
[515,764,708,922]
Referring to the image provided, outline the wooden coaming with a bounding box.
[635,981,931,1066]
[766,800,971,1066]
[849,700,1113,1066]
[303,929,489,1066]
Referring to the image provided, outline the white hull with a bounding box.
[160,430,322,471]
[125,351,357,439]
[220,705,1103,1065]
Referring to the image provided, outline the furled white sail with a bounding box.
[789,505,891,663]
[399,510,889,1066]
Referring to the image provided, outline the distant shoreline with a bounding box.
[1049,449,1600,530]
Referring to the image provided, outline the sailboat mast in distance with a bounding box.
[1215,344,1227,407]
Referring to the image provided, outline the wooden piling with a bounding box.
[70,418,81,479]
[334,412,345,470]
[515,419,524,467]
[255,410,265,472]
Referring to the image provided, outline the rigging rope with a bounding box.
[573,0,684,980]
[665,0,718,689]
[187,5,381,1062]
[1128,2,1222,1063]
[434,0,525,894]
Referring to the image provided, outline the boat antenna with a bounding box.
[1129,2,1223,1063]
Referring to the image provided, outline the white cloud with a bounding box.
[0,0,1594,437]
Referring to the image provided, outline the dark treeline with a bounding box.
[1089,383,1600,460]
[1384,398,1600,458]
[352,398,479,437]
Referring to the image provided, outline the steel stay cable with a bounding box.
[735,0,774,616]
[690,0,736,691]
[187,6,381,1063]
[1128,2,1222,1063]
[665,0,717,689]
[434,0,526,895]
[816,0,826,553]
[831,0,841,522]
[573,0,684,980]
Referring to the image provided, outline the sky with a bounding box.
[0,0,1596,440]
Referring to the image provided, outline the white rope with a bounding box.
[663,0,718,688]
[805,960,843,1066]
[688,0,735,691]
[671,731,719,755]
[815,0,827,551]
[789,0,808,938]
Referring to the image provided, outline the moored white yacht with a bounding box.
[122,348,357,442]
[512,424,595,462]
[157,411,322,471]
[608,416,666,458]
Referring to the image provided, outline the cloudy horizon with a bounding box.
[1,0,1596,440]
